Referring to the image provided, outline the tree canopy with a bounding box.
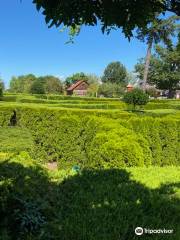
[135,34,180,97]
[42,75,64,94]
[98,82,124,98]
[33,0,180,38]
[136,15,180,90]
[30,78,45,94]
[9,74,63,94]
[9,74,36,93]
[101,61,127,84]
[123,88,149,109]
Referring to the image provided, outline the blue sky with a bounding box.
[0,0,148,87]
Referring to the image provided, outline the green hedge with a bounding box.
[0,95,17,102]
[1,94,125,109]
[145,101,180,110]
[0,104,133,119]
[125,117,180,166]
[0,127,34,154]
[0,106,15,126]
[0,105,179,168]
[16,113,152,168]
[2,94,180,111]
[35,94,120,101]
[150,99,180,103]
[50,103,125,110]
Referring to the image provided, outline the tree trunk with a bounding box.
[142,38,153,91]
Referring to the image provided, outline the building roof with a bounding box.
[127,83,133,88]
[67,80,87,91]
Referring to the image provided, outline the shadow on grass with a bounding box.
[0,161,180,240]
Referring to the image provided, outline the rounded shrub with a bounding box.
[123,88,149,109]
[87,126,152,168]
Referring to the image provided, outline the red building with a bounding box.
[66,80,89,96]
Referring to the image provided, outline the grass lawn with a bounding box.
[0,156,180,240]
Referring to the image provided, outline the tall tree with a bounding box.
[137,15,180,90]
[30,78,45,94]
[135,35,180,98]
[33,0,180,39]
[102,62,127,85]
[42,75,63,94]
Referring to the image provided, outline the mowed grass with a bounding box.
[0,155,180,240]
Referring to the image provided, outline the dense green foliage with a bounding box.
[1,94,180,112]
[135,33,180,97]
[137,15,180,47]
[35,94,119,101]
[2,2,180,238]
[9,74,63,94]
[0,156,180,239]
[33,0,180,38]
[0,102,179,168]
[43,76,64,94]
[30,79,46,94]
[0,127,34,155]
[0,96,180,239]
[9,74,37,93]
[98,82,124,98]
[123,88,149,109]
[101,61,127,84]
[136,15,180,89]
[151,43,180,97]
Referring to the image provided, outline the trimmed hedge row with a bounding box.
[11,110,152,168]
[145,102,180,110]
[50,103,125,109]
[34,94,120,101]
[1,95,125,109]
[124,117,180,166]
[150,99,180,103]
[16,101,126,109]
[0,106,14,126]
[0,95,17,102]
[0,105,179,168]
[2,95,180,111]
[0,104,133,120]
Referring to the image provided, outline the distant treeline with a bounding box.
[8,74,64,95]
[6,62,130,97]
